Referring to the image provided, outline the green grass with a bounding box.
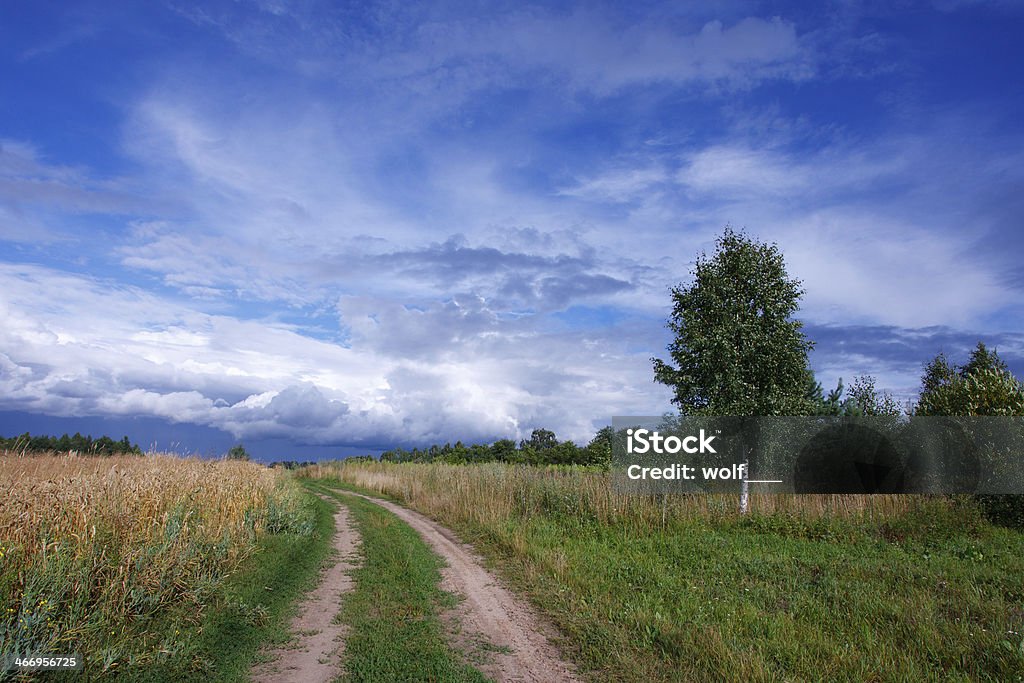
[471,505,1024,681]
[115,491,336,682]
[312,465,1024,682]
[489,509,1024,679]
[310,481,489,683]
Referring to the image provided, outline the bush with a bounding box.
[227,444,251,461]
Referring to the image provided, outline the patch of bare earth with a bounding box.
[249,500,361,683]
[352,493,581,683]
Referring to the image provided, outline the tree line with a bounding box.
[0,432,143,455]
[380,427,614,467]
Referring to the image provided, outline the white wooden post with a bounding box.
[739,446,750,515]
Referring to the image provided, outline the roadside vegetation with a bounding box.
[304,461,1024,681]
[0,452,328,681]
[308,480,488,682]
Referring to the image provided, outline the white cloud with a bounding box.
[522,13,806,90]
[182,5,812,95]
[679,146,808,196]
[559,166,669,203]
[676,144,907,199]
[365,11,809,95]
[0,264,670,445]
[779,211,1012,328]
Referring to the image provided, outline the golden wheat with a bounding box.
[0,451,308,673]
[2,452,286,549]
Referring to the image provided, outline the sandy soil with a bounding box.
[249,501,361,683]
[352,492,581,683]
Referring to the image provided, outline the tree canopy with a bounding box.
[913,343,1024,528]
[915,342,1024,416]
[653,227,816,416]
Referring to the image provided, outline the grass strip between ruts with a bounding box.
[310,481,489,683]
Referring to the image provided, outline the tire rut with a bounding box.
[249,499,361,683]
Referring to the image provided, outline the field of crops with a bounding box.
[0,452,314,679]
[306,461,1024,681]
[5,452,1022,681]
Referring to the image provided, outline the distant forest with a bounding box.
[379,427,612,467]
[0,432,142,455]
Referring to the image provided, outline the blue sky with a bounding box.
[1,0,1022,460]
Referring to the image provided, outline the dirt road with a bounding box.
[352,492,581,683]
[249,501,361,683]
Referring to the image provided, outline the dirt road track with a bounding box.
[352,492,581,683]
[249,501,361,683]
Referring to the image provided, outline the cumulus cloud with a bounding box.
[0,264,670,445]
[214,384,350,440]
[358,240,633,310]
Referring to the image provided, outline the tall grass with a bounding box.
[0,451,313,678]
[303,460,920,531]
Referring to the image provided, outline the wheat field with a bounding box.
[0,452,311,676]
